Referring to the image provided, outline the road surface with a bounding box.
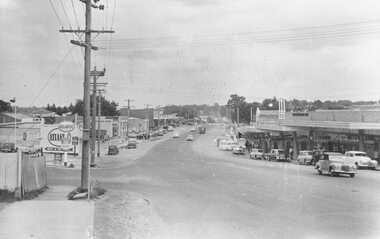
[47,125,380,239]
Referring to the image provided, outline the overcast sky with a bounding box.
[1,0,380,108]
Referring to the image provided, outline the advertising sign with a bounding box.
[40,121,82,154]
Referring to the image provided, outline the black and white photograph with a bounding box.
[1,0,380,238]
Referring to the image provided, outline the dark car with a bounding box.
[0,142,17,153]
[108,145,119,155]
[127,141,137,149]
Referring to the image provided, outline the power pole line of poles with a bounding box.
[126,98,134,139]
[90,67,105,166]
[97,89,106,157]
[59,0,114,191]
[145,104,151,133]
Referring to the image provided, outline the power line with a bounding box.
[49,0,64,27]
[29,46,75,107]
[94,20,380,49]
[71,0,80,29]
[59,0,72,29]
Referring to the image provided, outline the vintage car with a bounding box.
[108,145,119,155]
[344,151,378,169]
[0,142,17,153]
[186,134,194,141]
[250,149,265,160]
[232,145,244,155]
[264,149,287,161]
[173,132,180,138]
[297,150,313,165]
[315,152,356,177]
[126,140,137,149]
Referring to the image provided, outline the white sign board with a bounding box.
[40,121,82,154]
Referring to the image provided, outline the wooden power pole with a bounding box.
[60,0,114,191]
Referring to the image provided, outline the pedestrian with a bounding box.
[245,140,251,153]
[374,149,379,164]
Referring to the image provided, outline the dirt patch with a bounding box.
[93,190,163,239]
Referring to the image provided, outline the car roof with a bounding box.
[323,152,343,155]
[300,150,312,152]
[346,151,366,154]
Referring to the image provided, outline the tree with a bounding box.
[0,100,12,113]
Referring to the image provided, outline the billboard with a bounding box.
[40,121,82,155]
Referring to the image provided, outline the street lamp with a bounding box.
[9,97,16,149]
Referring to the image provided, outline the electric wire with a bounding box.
[49,0,64,27]
[59,0,73,29]
[71,0,80,29]
[29,46,75,107]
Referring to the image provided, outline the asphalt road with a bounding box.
[48,126,380,239]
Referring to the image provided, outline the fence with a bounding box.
[0,152,47,195]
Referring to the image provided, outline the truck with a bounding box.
[199,126,206,134]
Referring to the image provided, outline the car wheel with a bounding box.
[355,162,359,169]
[350,174,355,178]
[329,167,336,177]
[316,166,322,175]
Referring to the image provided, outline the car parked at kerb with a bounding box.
[297,150,313,165]
[250,149,264,160]
[232,145,244,155]
[344,151,378,169]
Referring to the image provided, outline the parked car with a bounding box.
[186,134,194,141]
[315,152,356,177]
[250,149,265,160]
[264,149,287,161]
[127,140,137,149]
[232,145,244,155]
[108,145,119,155]
[297,150,313,165]
[344,151,378,169]
[173,132,180,138]
[0,142,17,153]
[190,127,196,132]
[18,145,39,154]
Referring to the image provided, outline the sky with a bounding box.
[1,0,380,109]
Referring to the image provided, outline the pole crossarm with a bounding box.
[60,29,115,33]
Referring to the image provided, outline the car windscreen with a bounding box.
[354,153,368,157]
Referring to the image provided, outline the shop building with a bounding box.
[239,109,380,161]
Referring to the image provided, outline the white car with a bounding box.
[297,150,313,165]
[344,151,378,169]
[173,132,179,138]
[232,145,244,155]
[250,149,264,160]
[190,127,196,132]
[186,134,194,141]
[315,152,356,177]
[219,140,237,151]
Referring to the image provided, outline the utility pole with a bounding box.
[60,0,114,191]
[126,98,134,139]
[193,105,196,124]
[90,67,105,166]
[156,105,162,129]
[97,91,101,157]
[145,104,151,133]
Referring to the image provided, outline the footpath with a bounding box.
[0,185,94,239]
